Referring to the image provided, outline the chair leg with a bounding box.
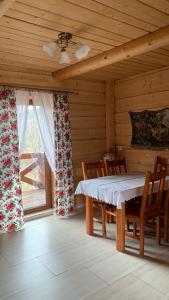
[101,205,106,238]
[156,216,160,245]
[164,211,169,243]
[140,221,144,256]
[133,222,137,238]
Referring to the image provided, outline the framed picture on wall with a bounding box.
[129,107,169,148]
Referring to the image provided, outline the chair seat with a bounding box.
[126,203,160,222]
[125,204,140,221]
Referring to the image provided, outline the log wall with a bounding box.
[115,66,169,172]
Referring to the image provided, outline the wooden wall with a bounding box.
[115,66,169,172]
[0,69,106,207]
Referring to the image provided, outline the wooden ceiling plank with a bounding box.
[102,65,136,75]
[65,0,157,32]
[139,0,169,14]
[153,48,169,57]
[0,27,52,49]
[0,41,98,63]
[0,56,56,72]
[0,16,113,52]
[104,61,152,73]
[0,64,53,76]
[131,53,166,67]
[6,8,119,47]
[53,25,169,80]
[0,49,63,69]
[0,0,15,18]
[0,25,52,43]
[0,29,51,47]
[0,36,43,51]
[15,0,147,39]
[97,0,169,27]
[162,45,169,52]
[112,60,159,72]
[143,52,169,65]
[13,2,129,44]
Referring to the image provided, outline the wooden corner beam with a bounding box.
[53,25,169,80]
[0,0,15,19]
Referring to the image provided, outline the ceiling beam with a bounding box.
[0,0,15,19]
[53,25,169,80]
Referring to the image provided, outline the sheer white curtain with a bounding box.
[15,90,30,154]
[30,91,55,173]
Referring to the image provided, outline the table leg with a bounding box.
[116,202,125,252]
[86,196,93,235]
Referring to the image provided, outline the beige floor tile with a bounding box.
[86,274,164,300]
[4,267,107,300]
[132,251,169,294]
[126,235,169,258]
[0,255,11,275]
[1,213,169,300]
[0,258,54,299]
[37,236,115,275]
[86,251,147,284]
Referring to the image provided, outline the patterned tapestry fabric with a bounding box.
[53,93,74,216]
[0,87,24,233]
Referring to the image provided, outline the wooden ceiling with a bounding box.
[1,0,169,81]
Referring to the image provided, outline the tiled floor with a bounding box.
[0,213,169,300]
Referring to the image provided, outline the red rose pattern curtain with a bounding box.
[0,87,24,232]
[53,93,74,215]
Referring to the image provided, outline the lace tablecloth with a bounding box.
[75,172,147,209]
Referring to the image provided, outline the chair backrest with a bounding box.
[105,158,127,175]
[140,171,166,216]
[82,161,105,180]
[154,156,169,175]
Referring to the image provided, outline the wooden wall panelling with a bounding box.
[105,80,115,151]
[115,66,169,99]
[115,65,169,173]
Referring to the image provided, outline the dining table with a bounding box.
[75,172,168,252]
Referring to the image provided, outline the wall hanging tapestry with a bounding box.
[129,107,169,148]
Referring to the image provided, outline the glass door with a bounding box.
[20,105,52,213]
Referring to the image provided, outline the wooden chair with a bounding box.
[154,156,169,242]
[104,158,127,233]
[154,156,169,173]
[105,157,127,176]
[125,170,166,255]
[82,161,106,237]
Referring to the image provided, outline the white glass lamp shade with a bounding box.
[59,48,71,64]
[75,43,91,59]
[42,42,57,58]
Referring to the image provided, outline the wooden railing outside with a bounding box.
[20,152,45,189]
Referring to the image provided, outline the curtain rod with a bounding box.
[4,85,78,95]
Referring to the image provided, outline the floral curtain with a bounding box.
[0,87,24,233]
[53,93,74,215]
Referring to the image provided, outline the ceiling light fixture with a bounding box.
[42,32,91,64]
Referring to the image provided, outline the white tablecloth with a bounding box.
[75,172,146,209]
